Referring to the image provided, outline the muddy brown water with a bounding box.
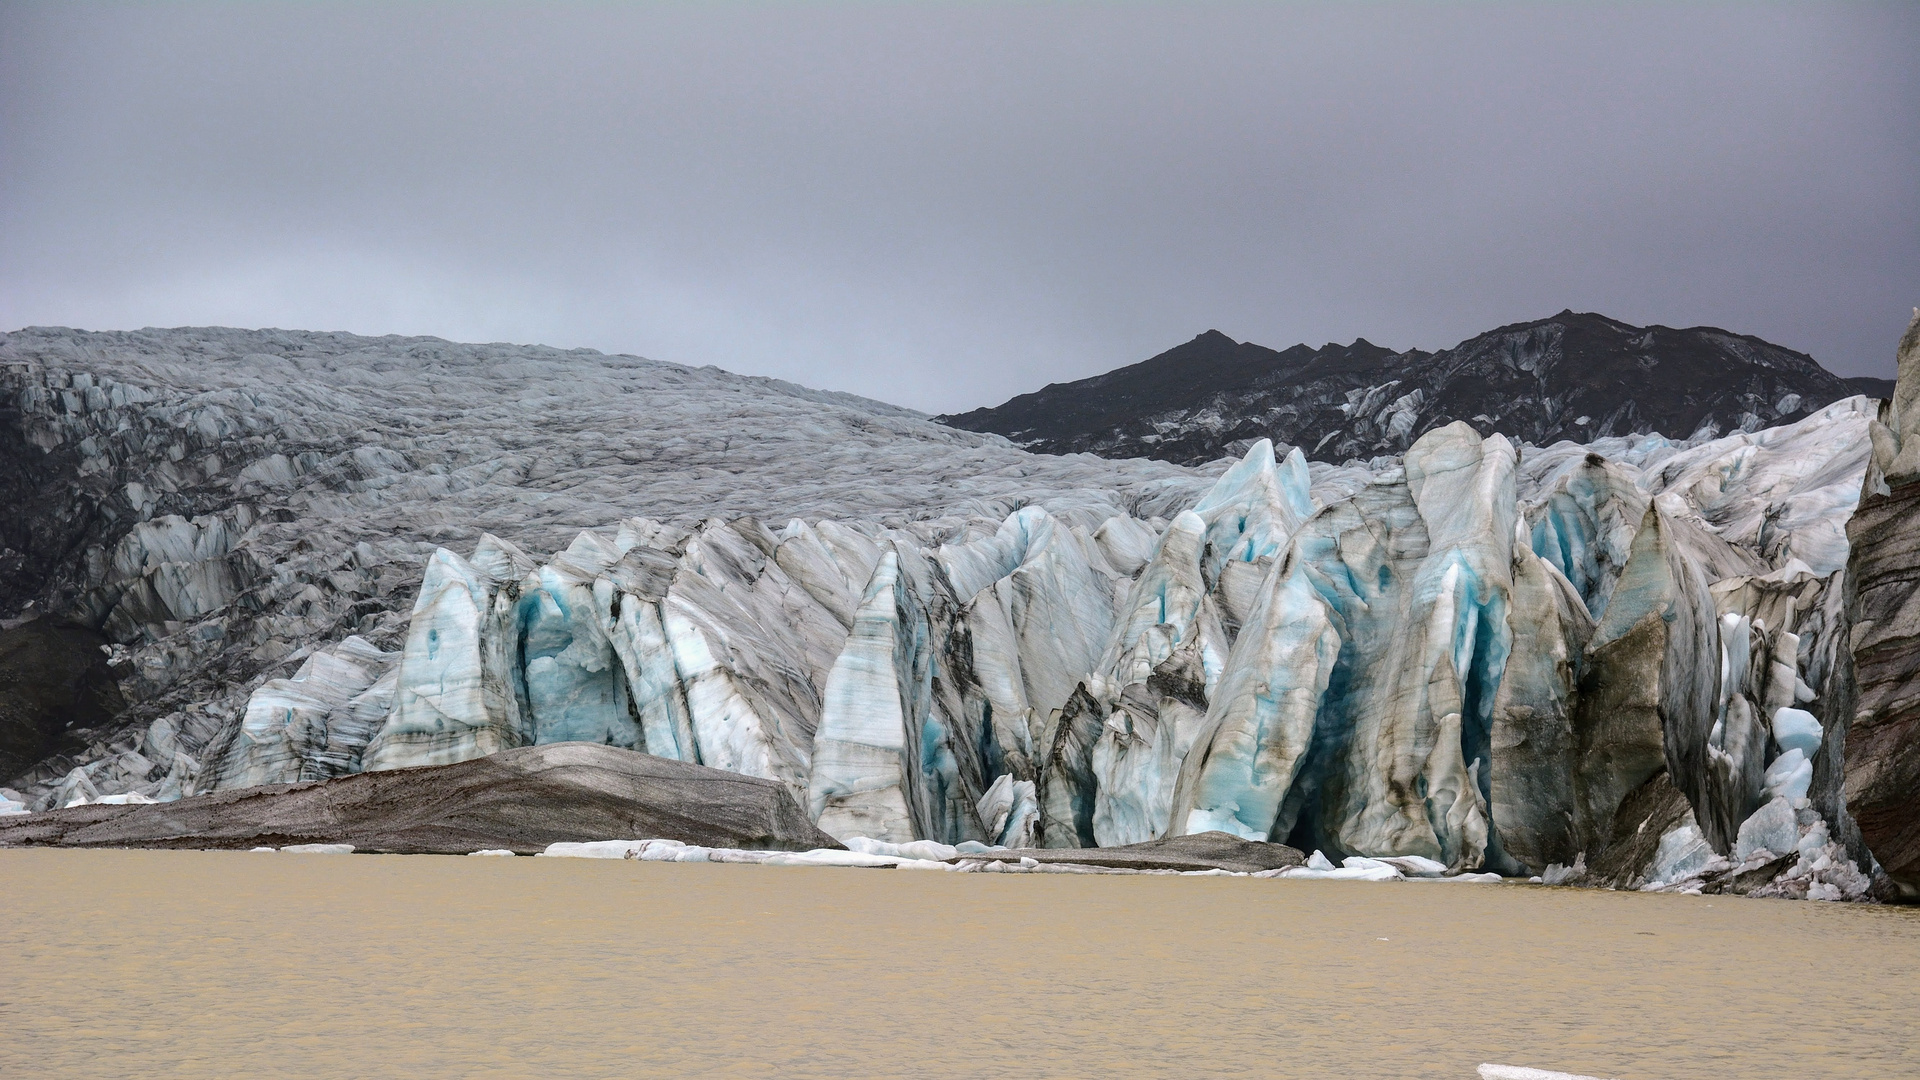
[2,849,1915,1079]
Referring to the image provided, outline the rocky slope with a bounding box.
[1840,311,1920,898]
[941,311,1877,465]
[3,318,1912,903]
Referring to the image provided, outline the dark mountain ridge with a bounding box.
[941,311,1879,465]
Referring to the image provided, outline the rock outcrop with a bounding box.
[0,618,125,782]
[0,741,839,854]
[1842,309,1920,899]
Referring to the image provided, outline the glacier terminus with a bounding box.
[3,313,1919,903]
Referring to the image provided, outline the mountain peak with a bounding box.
[942,313,1857,466]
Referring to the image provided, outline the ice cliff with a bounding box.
[0,326,1210,807]
[3,320,1914,900]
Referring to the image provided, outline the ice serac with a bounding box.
[1317,424,1515,869]
[1519,446,1646,617]
[518,541,635,750]
[1485,543,1591,873]
[1173,557,1339,842]
[348,518,843,807]
[1174,425,1572,871]
[216,636,397,788]
[807,544,988,844]
[1188,438,1313,584]
[1842,309,1920,898]
[943,507,1114,785]
[1083,508,1227,846]
[807,549,923,842]
[1038,684,1106,848]
[1566,501,1718,859]
[975,773,1039,848]
[654,519,840,803]
[362,548,524,770]
[1243,472,1431,858]
[600,543,697,764]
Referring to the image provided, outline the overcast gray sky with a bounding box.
[3,2,1914,411]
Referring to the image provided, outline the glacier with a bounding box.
[3,317,1916,901]
[212,405,1888,892]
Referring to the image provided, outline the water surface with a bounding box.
[3,849,1914,1079]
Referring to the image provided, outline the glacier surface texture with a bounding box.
[2,320,1913,900]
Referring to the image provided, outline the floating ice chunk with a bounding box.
[279,843,354,854]
[1770,707,1823,757]
[538,838,724,862]
[1761,748,1813,803]
[1371,855,1450,877]
[761,848,910,868]
[637,843,713,862]
[1262,851,1405,880]
[1479,1066,1618,1080]
[704,848,780,864]
[542,840,655,859]
[844,836,961,862]
[1275,863,1403,881]
[468,849,517,857]
[1343,865,1404,881]
[1539,853,1585,886]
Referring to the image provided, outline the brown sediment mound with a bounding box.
[950,830,1304,874]
[0,742,839,855]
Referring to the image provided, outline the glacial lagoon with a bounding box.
[3,848,1915,1079]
